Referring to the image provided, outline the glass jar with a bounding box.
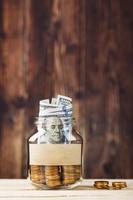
[28,115,83,189]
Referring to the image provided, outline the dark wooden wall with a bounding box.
[0,0,133,178]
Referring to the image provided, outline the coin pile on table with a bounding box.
[93,181,127,190]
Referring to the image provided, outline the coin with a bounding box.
[45,175,61,180]
[94,181,109,189]
[112,182,127,189]
[46,179,62,188]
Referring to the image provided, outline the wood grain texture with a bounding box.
[52,0,81,121]
[84,0,133,179]
[0,0,133,179]
[0,0,27,178]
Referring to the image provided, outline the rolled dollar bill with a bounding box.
[57,95,72,106]
[51,98,57,104]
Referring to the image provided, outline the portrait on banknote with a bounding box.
[38,116,68,144]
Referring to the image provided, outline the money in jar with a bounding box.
[28,95,83,189]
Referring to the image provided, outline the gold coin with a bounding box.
[63,165,75,168]
[112,182,127,189]
[63,175,76,179]
[45,172,59,176]
[30,169,40,172]
[31,177,40,182]
[30,175,41,180]
[94,185,109,189]
[94,181,109,189]
[63,166,75,171]
[45,166,59,171]
[94,181,109,185]
[45,170,59,176]
[46,179,62,188]
[45,170,59,173]
[45,166,59,170]
[63,179,76,185]
[62,167,76,172]
[63,170,75,174]
[30,170,41,174]
[46,175,61,180]
[38,174,45,179]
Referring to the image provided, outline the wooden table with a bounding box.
[0,179,133,200]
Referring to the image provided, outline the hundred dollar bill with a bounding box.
[44,104,72,113]
[39,95,73,117]
[56,95,72,106]
[40,95,72,108]
[51,97,57,104]
[38,95,74,142]
[39,110,73,117]
[40,102,72,114]
[39,105,72,115]
[39,99,58,115]
[56,95,72,118]
[40,100,57,108]
[40,99,49,105]
[39,106,72,117]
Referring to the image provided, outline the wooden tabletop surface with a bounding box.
[0,179,133,200]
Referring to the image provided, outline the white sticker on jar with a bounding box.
[29,144,82,165]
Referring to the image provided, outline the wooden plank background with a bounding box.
[0,0,133,179]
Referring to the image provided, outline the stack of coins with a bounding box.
[112,182,127,189]
[94,181,109,189]
[62,165,77,185]
[30,165,45,184]
[75,165,81,180]
[45,166,62,188]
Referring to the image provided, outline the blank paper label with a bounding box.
[29,144,81,165]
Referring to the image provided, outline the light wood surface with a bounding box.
[0,179,133,200]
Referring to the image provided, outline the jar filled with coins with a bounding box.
[28,95,83,189]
